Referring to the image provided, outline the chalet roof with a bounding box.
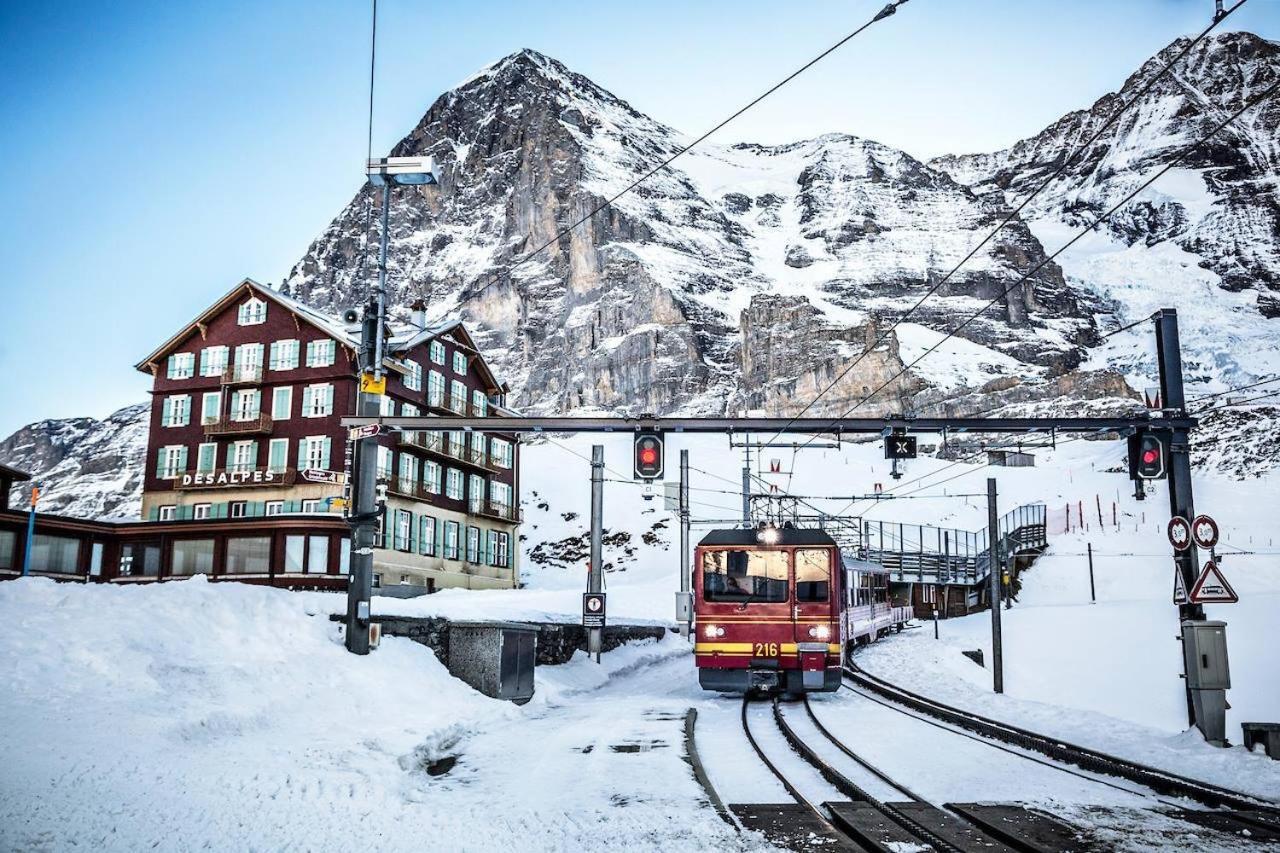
[0,462,32,483]
[133,278,505,392]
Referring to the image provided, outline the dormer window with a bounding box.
[237,297,267,326]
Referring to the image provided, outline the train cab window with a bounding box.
[795,549,830,602]
[702,550,788,603]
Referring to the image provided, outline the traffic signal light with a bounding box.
[634,432,664,480]
[1130,431,1166,480]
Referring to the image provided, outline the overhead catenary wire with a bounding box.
[468,1,910,300]
[753,0,1248,457]
[1188,374,1280,405]
[817,74,1280,444]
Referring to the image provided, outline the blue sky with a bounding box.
[0,0,1275,437]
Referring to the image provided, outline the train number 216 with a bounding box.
[752,642,779,657]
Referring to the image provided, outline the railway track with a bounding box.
[738,694,1086,852]
[844,662,1280,820]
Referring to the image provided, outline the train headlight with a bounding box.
[703,624,725,639]
[808,625,831,640]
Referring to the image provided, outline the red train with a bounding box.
[693,525,913,693]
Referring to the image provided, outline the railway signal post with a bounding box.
[588,445,604,662]
[677,449,692,639]
[986,478,1004,694]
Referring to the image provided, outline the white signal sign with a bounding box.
[1191,515,1219,550]
[1167,517,1192,551]
[1173,569,1188,605]
[1190,561,1238,604]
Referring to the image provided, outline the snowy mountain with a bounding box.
[5,33,1280,516]
[283,48,1110,420]
[0,403,147,519]
[932,31,1280,395]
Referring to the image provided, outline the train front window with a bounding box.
[702,550,788,603]
[795,549,829,602]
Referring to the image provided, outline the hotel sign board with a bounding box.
[176,469,290,490]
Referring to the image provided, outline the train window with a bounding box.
[702,550,788,603]
[795,549,829,602]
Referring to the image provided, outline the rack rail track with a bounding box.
[845,661,1280,819]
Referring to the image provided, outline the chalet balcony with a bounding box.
[203,413,273,436]
[425,394,473,417]
[221,365,264,385]
[468,499,521,523]
[398,430,501,473]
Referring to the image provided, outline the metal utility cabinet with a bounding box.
[1180,620,1231,746]
[447,621,537,704]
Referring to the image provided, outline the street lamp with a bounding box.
[345,154,441,656]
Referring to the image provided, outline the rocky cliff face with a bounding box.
[0,403,148,518]
[283,49,1099,419]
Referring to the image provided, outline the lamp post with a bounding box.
[345,155,441,655]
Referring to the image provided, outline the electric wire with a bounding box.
[812,74,1280,455]
[468,1,911,299]
[753,1,1247,454]
[1188,375,1280,405]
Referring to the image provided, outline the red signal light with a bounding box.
[633,432,664,479]
[641,448,657,464]
[1142,449,1159,464]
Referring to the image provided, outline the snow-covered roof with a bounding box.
[133,278,506,391]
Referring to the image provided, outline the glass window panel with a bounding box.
[171,539,215,576]
[30,534,80,574]
[795,549,830,602]
[701,549,788,603]
[284,535,305,572]
[307,536,329,574]
[225,537,272,574]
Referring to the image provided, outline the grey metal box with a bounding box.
[1181,620,1231,690]
[448,621,537,704]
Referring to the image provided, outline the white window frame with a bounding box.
[196,442,217,474]
[271,386,292,420]
[267,438,290,474]
[306,339,336,368]
[429,340,445,365]
[427,370,445,407]
[302,436,329,471]
[158,505,177,521]
[269,339,300,371]
[418,515,436,556]
[450,380,467,413]
[445,468,463,500]
[167,352,194,380]
[452,351,467,375]
[201,392,221,425]
[163,395,191,428]
[238,297,268,326]
[193,503,212,520]
[492,437,513,469]
[443,521,460,560]
[472,389,487,417]
[424,460,442,494]
[159,445,186,479]
[301,499,323,514]
[405,360,423,392]
[230,440,256,473]
[234,343,264,383]
[302,383,333,418]
[265,501,285,516]
[200,345,229,377]
[229,501,248,518]
[394,509,412,552]
[232,389,261,422]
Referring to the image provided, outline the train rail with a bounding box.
[737,694,1069,852]
[844,661,1280,819]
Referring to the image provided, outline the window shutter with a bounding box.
[324,384,334,413]
[250,389,261,418]
[297,439,307,469]
[226,444,236,468]
[155,447,166,477]
[180,397,191,425]
[247,441,258,467]
[320,437,331,470]
[161,397,173,426]
[177,446,188,473]
[301,386,314,416]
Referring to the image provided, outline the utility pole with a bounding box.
[678,449,692,639]
[588,445,604,662]
[986,477,1004,694]
[1087,542,1096,603]
[344,182,391,656]
[741,442,752,528]
[21,485,37,576]
[1156,308,1217,734]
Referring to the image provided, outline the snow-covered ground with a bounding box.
[3,432,1279,850]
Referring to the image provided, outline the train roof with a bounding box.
[696,527,838,547]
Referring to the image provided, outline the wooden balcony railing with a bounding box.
[203,413,273,436]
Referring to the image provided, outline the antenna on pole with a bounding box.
[1214,0,1225,21]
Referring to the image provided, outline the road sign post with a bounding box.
[588,446,604,663]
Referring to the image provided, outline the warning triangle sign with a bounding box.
[1173,569,1188,605]
[1189,561,1238,604]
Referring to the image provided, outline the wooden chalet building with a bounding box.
[0,278,521,593]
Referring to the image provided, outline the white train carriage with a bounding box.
[841,554,913,647]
